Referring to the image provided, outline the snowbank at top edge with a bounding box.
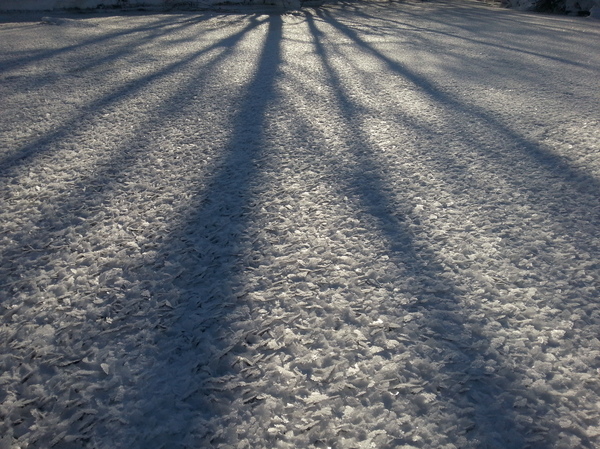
[0,0,137,11]
[0,0,595,14]
[502,0,600,14]
[0,0,307,12]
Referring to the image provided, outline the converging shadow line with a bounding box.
[0,12,220,74]
[117,14,285,448]
[315,7,600,208]
[303,10,551,448]
[0,15,267,181]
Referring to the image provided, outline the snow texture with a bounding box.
[1,1,600,448]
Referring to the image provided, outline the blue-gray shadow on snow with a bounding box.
[311,4,598,447]
[335,2,598,72]
[0,14,270,448]
[0,13,265,288]
[0,13,243,178]
[0,12,220,74]
[110,14,284,448]
[315,4,600,263]
[302,9,558,449]
[315,3,600,187]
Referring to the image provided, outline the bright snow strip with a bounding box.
[1,1,599,448]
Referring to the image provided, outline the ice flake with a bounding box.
[303,392,330,405]
[100,363,110,375]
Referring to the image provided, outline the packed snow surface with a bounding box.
[1,1,600,448]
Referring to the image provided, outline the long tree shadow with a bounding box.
[0,13,262,179]
[323,2,598,445]
[0,13,265,289]
[96,13,285,448]
[316,4,600,256]
[2,4,598,448]
[328,1,598,71]
[0,13,272,448]
[300,11,548,448]
[0,11,219,75]
[325,6,600,340]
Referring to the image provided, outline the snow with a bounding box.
[0,0,297,12]
[1,0,600,448]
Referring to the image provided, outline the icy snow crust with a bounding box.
[1,1,600,448]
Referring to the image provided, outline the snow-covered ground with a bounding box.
[1,1,599,447]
